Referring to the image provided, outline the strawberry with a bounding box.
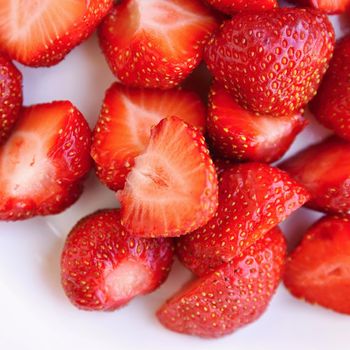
[157,226,286,338]
[91,83,206,191]
[98,0,218,89]
[208,83,307,162]
[0,101,91,220]
[176,163,309,276]
[204,8,335,117]
[205,0,277,15]
[311,35,350,141]
[61,209,174,311]
[117,116,218,238]
[0,54,22,143]
[0,0,113,67]
[280,136,350,215]
[284,215,350,314]
[294,0,350,14]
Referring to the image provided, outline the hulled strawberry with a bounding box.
[294,0,350,14]
[205,0,277,15]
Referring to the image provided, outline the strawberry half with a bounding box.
[294,0,350,14]
[61,209,174,311]
[0,0,113,66]
[0,53,22,143]
[311,35,350,141]
[91,83,206,191]
[117,116,218,238]
[206,0,277,15]
[208,83,307,162]
[0,101,91,220]
[176,163,309,276]
[158,226,286,338]
[204,8,334,117]
[284,215,350,314]
[280,136,350,215]
[98,0,218,89]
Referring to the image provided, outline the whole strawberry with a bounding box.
[206,0,277,15]
[204,8,335,117]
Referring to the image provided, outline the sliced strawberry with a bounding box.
[0,0,113,66]
[208,83,307,162]
[0,53,22,143]
[0,101,91,220]
[176,163,309,276]
[117,116,218,238]
[91,83,206,191]
[280,136,350,214]
[206,0,277,15]
[98,0,218,89]
[294,0,350,13]
[285,215,350,314]
[61,209,174,311]
[158,227,286,338]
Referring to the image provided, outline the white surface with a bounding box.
[0,10,350,350]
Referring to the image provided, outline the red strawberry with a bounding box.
[0,54,22,143]
[117,116,218,238]
[0,0,113,67]
[311,35,350,141]
[176,163,309,276]
[0,101,91,220]
[91,83,206,191]
[206,0,277,15]
[284,215,350,314]
[157,226,286,338]
[61,209,174,311]
[204,8,334,117]
[208,83,307,162]
[294,0,350,13]
[98,0,218,89]
[280,136,350,215]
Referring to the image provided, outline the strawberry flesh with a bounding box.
[294,0,350,13]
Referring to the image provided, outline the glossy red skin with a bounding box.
[0,54,22,143]
[293,0,350,14]
[158,227,286,338]
[176,163,309,276]
[280,136,350,215]
[206,0,277,15]
[208,83,307,162]
[311,35,350,141]
[61,209,174,311]
[204,8,335,117]
[284,215,350,314]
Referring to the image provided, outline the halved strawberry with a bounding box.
[208,83,307,162]
[117,116,218,238]
[0,0,113,66]
[0,53,22,143]
[294,0,350,13]
[176,163,309,276]
[280,136,350,214]
[98,0,218,89]
[284,215,350,314]
[61,209,174,311]
[157,226,286,338]
[206,0,277,15]
[91,83,206,191]
[0,101,91,220]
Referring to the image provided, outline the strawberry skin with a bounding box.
[311,35,350,141]
[61,209,174,311]
[157,227,286,338]
[206,0,277,15]
[280,136,350,215]
[204,8,335,117]
[176,163,309,276]
[284,215,350,314]
[98,0,218,89]
[0,101,91,220]
[208,83,307,162]
[91,83,206,191]
[294,0,350,14]
[118,116,218,238]
[0,54,22,143]
[0,0,113,66]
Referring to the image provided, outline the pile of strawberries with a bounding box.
[1,0,350,339]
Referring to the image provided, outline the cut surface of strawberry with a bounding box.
[91,83,206,191]
[284,215,350,314]
[98,0,218,89]
[0,0,113,66]
[0,101,91,220]
[294,0,350,13]
[206,0,277,15]
[61,209,174,311]
[118,116,218,238]
[158,227,286,338]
